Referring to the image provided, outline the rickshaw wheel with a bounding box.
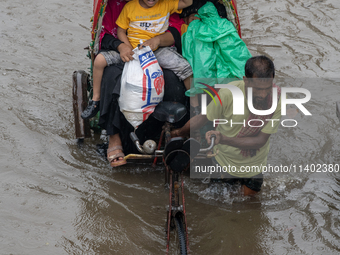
[72,70,92,142]
[171,215,187,255]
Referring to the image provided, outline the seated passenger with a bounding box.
[116,0,196,109]
[82,0,194,121]
[81,0,130,120]
[183,1,249,83]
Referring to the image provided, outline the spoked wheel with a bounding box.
[168,215,187,255]
[72,70,91,142]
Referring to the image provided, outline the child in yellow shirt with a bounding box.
[117,0,197,112]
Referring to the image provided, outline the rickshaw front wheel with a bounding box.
[172,215,187,255]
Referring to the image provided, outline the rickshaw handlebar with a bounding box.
[130,132,145,154]
[130,132,216,155]
[199,134,216,153]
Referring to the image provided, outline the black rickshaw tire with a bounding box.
[72,70,92,142]
[173,216,187,255]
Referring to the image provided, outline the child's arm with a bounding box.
[117,27,133,49]
[117,26,134,62]
[178,0,193,10]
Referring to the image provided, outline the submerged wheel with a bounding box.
[172,216,187,255]
[72,70,91,140]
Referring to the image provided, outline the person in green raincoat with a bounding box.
[182,1,252,98]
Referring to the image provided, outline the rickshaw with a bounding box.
[72,1,242,254]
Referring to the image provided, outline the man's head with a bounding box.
[243,56,275,109]
[139,0,159,8]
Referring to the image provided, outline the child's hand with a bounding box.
[118,43,134,62]
[139,37,161,51]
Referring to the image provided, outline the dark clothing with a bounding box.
[100,34,123,52]
[212,172,264,192]
[180,0,228,19]
[210,158,264,192]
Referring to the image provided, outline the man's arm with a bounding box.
[205,130,271,150]
[178,0,193,10]
[157,32,175,46]
[172,114,208,137]
[140,31,175,50]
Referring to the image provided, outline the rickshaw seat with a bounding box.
[152,101,187,124]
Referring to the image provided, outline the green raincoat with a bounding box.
[182,2,252,96]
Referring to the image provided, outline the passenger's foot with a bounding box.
[107,145,127,167]
[81,100,100,119]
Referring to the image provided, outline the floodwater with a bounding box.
[1,0,340,254]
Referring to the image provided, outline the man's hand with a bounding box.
[183,13,200,25]
[117,43,134,62]
[171,128,186,138]
[139,37,161,51]
[205,130,222,145]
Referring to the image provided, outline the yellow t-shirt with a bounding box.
[206,80,282,178]
[116,0,181,49]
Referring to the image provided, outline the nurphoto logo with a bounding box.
[199,82,312,128]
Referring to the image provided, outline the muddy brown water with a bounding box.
[1,0,340,254]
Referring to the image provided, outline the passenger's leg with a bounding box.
[183,76,200,114]
[183,75,192,91]
[107,133,127,167]
[81,54,107,119]
[154,47,199,113]
[92,54,108,101]
[154,47,193,84]
[82,51,121,120]
[93,51,122,101]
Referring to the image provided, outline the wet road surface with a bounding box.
[0,0,340,254]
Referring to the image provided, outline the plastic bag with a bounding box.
[182,2,252,96]
[119,46,164,128]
